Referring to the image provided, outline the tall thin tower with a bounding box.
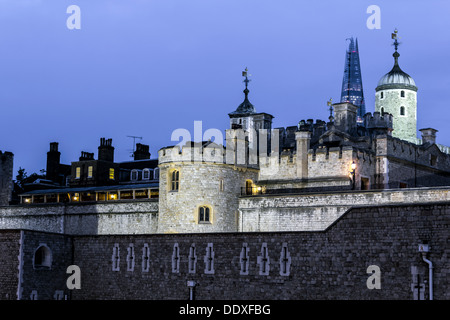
[340,37,366,120]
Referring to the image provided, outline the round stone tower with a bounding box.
[375,30,418,143]
[157,141,258,234]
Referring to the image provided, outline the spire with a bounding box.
[340,37,366,119]
[229,67,256,115]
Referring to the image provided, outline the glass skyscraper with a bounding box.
[340,37,366,120]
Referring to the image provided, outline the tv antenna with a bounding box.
[127,135,143,158]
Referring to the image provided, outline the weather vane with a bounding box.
[391,28,400,51]
[242,67,251,88]
[327,98,333,119]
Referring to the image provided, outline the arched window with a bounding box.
[142,168,150,180]
[198,206,211,223]
[380,91,384,99]
[380,107,385,114]
[170,170,179,191]
[131,169,138,181]
[400,90,405,98]
[400,106,405,116]
[34,245,52,269]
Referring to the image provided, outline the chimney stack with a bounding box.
[98,138,114,162]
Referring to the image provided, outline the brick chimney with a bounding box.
[98,138,114,162]
[134,143,151,160]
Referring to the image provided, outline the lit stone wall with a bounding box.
[158,161,258,234]
[238,187,450,232]
[375,88,418,143]
[0,200,158,235]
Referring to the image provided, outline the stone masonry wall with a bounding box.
[0,230,21,300]
[2,202,448,300]
[238,187,450,232]
[0,200,158,235]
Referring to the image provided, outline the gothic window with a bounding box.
[401,90,405,98]
[126,243,135,272]
[172,243,180,273]
[188,244,197,274]
[34,245,52,269]
[204,243,215,274]
[112,243,120,271]
[131,169,138,181]
[142,243,150,272]
[257,243,270,276]
[170,170,179,191]
[198,206,211,223]
[400,106,405,116]
[239,243,250,275]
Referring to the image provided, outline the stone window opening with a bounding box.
[400,106,406,116]
[279,243,291,276]
[240,243,250,275]
[401,90,405,98]
[257,243,270,276]
[34,244,52,270]
[198,206,211,224]
[380,107,385,114]
[142,243,150,272]
[172,243,180,273]
[380,91,384,99]
[126,243,135,272]
[204,243,215,274]
[112,243,120,271]
[188,244,197,274]
[170,169,179,191]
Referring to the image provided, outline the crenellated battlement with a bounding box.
[158,141,227,165]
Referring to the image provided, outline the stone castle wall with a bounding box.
[237,186,450,232]
[2,202,448,300]
[0,200,158,235]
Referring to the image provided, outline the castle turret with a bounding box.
[375,29,418,143]
[0,151,14,206]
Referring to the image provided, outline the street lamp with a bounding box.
[350,161,356,190]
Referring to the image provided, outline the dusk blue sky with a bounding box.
[1,0,449,175]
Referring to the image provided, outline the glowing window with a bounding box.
[109,168,115,180]
[75,167,81,179]
[87,166,93,178]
